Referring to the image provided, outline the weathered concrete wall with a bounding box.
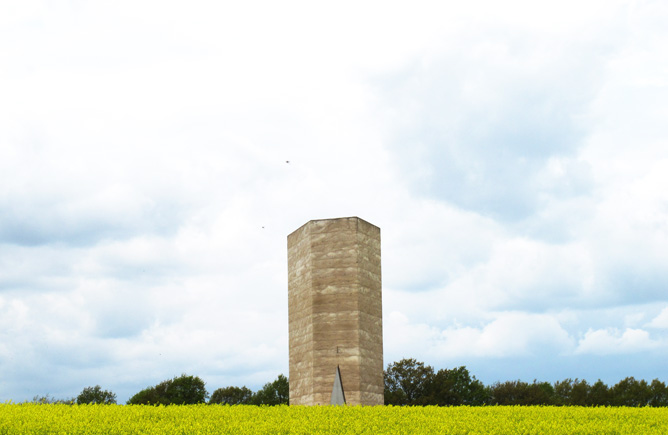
[288,217,383,406]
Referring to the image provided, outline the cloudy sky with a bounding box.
[1,0,667,403]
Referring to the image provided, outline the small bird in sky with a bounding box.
[286,160,290,164]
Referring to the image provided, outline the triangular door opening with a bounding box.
[330,365,346,405]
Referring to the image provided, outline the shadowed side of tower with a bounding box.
[288,217,383,406]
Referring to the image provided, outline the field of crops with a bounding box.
[1,404,667,434]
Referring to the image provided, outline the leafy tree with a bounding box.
[553,379,573,406]
[210,386,254,405]
[429,366,489,406]
[127,384,169,405]
[489,381,528,405]
[588,379,611,406]
[384,358,435,406]
[648,379,668,407]
[553,378,591,406]
[76,385,117,405]
[127,374,208,405]
[251,374,289,405]
[166,374,208,404]
[569,379,591,406]
[612,377,651,407]
[489,380,554,405]
[525,381,555,405]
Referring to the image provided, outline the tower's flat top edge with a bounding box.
[288,216,379,237]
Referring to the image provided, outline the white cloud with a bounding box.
[373,0,620,221]
[576,328,662,355]
[385,234,597,326]
[441,312,574,358]
[648,307,668,329]
[385,311,574,362]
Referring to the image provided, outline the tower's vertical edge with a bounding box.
[287,223,315,405]
[355,218,384,405]
[288,217,383,406]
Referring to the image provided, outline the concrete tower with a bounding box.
[288,217,383,406]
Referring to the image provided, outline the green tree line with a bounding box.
[126,373,289,405]
[29,374,288,406]
[384,358,668,407]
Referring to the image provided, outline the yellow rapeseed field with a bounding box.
[1,404,667,434]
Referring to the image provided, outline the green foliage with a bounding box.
[554,378,591,406]
[589,379,611,406]
[167,374,209,405]
[526,381,556,406]
[489,381,532,405]
[649,379,668,407]
[612,377,652,407]
[486,380,552,405]
[571,379,592,406]
[76,385,116,405]
[384,358,435,406]
[209,386,254,405]
[127,385,169,406]
[251,374,289,405]
[127,374,208,405]
[554,378,574,405]
[383,358,668,407]
[429,366,489,406]
[385,360,488,406]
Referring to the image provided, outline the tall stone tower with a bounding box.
[288,217,383,406]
